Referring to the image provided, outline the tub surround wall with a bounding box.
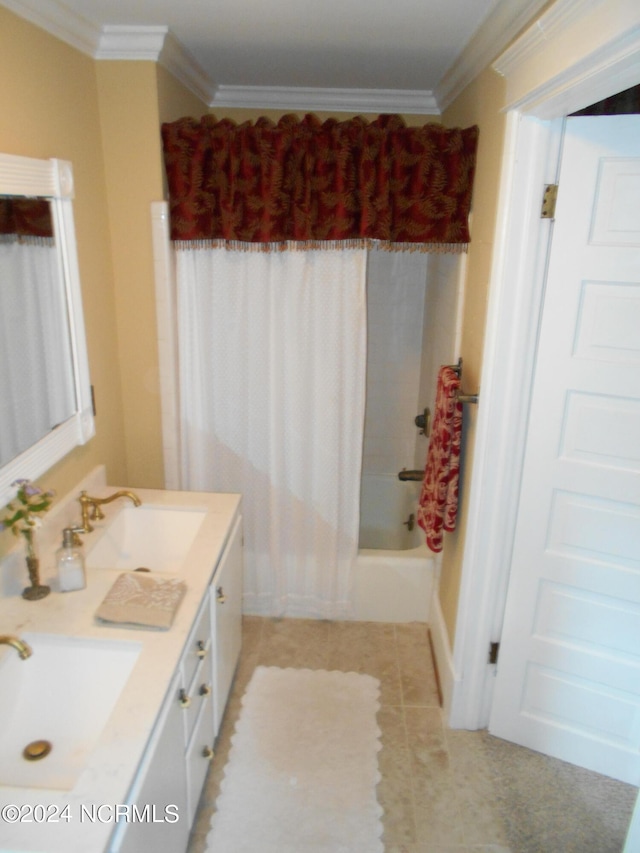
[362,249,464,485]
[359,473,421,551]
[416,252,466,465]
[353,246,464,628]
[362,250,428,476]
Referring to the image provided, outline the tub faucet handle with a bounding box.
[403,513,416,532]
[414,407,430,436]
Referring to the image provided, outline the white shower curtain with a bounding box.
[175,247,367,619]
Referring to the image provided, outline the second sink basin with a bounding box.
[0,633,141,790]
[85,505,207,573]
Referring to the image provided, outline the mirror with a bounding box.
[0,154,94,507]
[0,197,76,465]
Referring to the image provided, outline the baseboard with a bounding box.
[428,588,460,722]
[427,628,444,708]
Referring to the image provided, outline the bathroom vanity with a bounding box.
[0,480,243,853]
[0,154,242,851]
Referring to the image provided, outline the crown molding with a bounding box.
[3,0,436,115]
[0,0,101,56]
[209,85,440,115]
[95,25,215,104]
[492,0,640,117]
[157,31,216,107]
[95,24,168,60]
[1,0,217,104]
[3,0,552,116]
[492,0,605,79]
[435,0,548,111]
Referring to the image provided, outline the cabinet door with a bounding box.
[212,514,243,733]
[111,673,189,853]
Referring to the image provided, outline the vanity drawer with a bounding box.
[180,598,212,691]
[180,663,214,746]
[185,686,215,826]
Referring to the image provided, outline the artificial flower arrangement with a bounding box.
[0,478,55,599]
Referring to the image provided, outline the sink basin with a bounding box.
[85,505,207,573]
[0,633,141,790]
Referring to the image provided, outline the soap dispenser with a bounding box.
[56,528,86,592]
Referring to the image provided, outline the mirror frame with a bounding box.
[0,153,94,507]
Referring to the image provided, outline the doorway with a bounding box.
[488,113,640,785]
[448,0,640,773]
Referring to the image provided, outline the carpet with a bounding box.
[205,666,384,852]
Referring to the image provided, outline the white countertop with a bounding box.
[0,486,241,853]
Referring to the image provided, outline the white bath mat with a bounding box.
[205,666,384,852]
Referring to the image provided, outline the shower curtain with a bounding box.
[175,247,367,619]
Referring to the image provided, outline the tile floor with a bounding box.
[188,617,637,853]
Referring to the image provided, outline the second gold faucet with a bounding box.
[78,490,142,532]
[0,635,32,659]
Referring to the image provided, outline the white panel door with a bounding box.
[489,115,640,785]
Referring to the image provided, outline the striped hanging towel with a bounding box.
[417,365,463,553]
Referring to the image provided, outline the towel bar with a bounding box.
[447,358,479,404]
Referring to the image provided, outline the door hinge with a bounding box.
[541,183,558,219]
[488,641,500,665]
[91,384,97,417]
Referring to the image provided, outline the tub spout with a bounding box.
[398,470,424,482]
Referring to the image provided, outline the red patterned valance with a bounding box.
[0,197,53,243]
[161,114,479,251]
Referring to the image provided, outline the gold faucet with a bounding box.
[0,635,32,659]
[79,490,142,532]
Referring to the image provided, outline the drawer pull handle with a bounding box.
[199,683,212,697]
[196,639,207,659]
[202,746,214,761]
[216,586,226,604]
[178,689,191,709]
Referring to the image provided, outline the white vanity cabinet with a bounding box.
[111,513,243,853]
[111,670,190,853]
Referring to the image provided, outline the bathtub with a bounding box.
[352,473,434,622]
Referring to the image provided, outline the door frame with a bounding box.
[450,0,640,730]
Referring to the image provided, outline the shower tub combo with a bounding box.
[352,473,434,622]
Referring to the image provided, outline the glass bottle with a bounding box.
[56,528,86,592]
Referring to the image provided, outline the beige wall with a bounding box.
[0,9,207,556]
[434,2,557,646]
[95,62,209,491]
[436,68,508,642]
[0,8,125,540]
[96,62,163,491]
